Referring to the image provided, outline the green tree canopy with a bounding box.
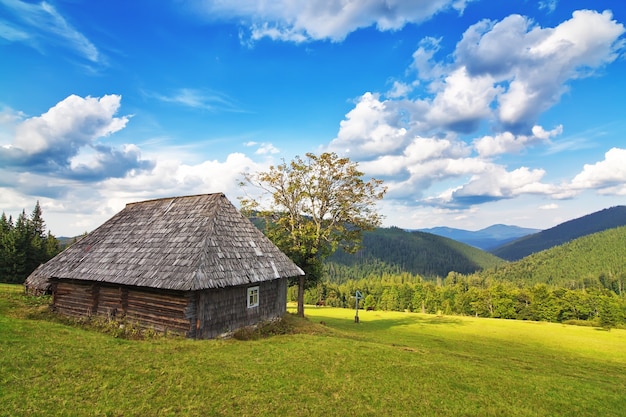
[240,152,386,316]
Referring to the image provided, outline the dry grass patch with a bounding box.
[232,312,336,340]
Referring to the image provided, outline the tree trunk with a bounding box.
[297,275,305,317]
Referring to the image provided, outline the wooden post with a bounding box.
[354,290,363,323]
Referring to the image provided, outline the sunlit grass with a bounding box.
[302,305,626,362]
[1,285,625,416]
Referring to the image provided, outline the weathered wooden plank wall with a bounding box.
[194,277,287,339]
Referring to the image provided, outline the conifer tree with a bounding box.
[0,213,16,281]
[0,202,61,283]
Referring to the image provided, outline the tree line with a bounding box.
[292,271,625,329]
[0,202,61,283]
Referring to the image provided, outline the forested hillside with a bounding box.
[301,225,626,327]
[492,206,626,261]
[482,225,626,290]
[325,226,504,281]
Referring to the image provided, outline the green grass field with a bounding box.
[1,283,625,416]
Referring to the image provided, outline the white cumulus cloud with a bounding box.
[570,148,626,195]
[426,67,500,133]
[0,95,153,181]
[0,94,279,235]
[449,166,553,205]
[474,125,563,157]
[327,92,414,158]
[13,94,128,155]
[497,10,622,129]
[193,0,471,43]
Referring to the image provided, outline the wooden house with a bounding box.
[24,193,304,339]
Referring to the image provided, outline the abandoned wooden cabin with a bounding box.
[24,193,304,339]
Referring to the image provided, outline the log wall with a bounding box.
[51,277,287,339]
[51,279,192,335]
[125,288,191,334]
[97,286,123,318]
[53,281,97,318]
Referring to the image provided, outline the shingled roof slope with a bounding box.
[25,193,304,292]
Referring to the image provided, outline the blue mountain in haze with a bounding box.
[491,206,626,261]
[418,224,540,251]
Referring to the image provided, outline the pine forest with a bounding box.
[0,202,61,284]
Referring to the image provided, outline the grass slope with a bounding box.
[492,206,626,261]
[327,227,505,280]
[2,284,625,416]
[483,225,626,287]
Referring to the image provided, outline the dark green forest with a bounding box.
[326,226,504,280]
[0,202,61,283]
[484,225,626,288]
[301,226,626,328]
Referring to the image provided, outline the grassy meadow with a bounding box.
[1,283,625,416]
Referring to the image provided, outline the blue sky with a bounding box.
[1,0,625,237]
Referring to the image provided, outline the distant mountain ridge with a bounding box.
[419,224,539,250]
[491,206,626,261]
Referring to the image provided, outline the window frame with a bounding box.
[247,286,259,308]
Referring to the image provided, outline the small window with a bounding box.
[247,286,259,308]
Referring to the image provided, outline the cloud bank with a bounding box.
[327,9,625,209]
[0,94,268,234]
[0,95,153,181]
[193,0,471,42]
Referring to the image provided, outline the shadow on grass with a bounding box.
[322,313,465,332]
[419,315,465,326]
[371,316,464,329]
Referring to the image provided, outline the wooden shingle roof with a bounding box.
[25,193,304,292]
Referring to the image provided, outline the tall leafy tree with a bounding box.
[240,152,386,316]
